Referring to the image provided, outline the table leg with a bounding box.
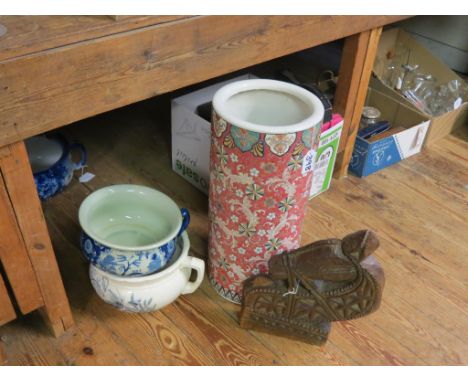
[0,150,16,328]
[333,27,382,178]
[0,168,44,315]
[0,141,74,337]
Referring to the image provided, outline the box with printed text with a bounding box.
[348,87,430,177]
[171,74,257,193]
[309,115,343,198]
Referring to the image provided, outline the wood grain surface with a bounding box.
[0,96,466,365]
[0,142,74,337]
[0,170,44,315]
[0,16,191,61]
[0,16,408,148]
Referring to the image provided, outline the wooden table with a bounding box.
[0,15,408,337]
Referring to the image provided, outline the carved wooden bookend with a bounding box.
[239,230,385,345]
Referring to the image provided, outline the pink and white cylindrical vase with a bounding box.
[208,79,324,303]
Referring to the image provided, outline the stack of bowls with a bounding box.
[79,185,204,313]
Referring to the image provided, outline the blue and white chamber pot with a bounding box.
[25,134,87,200]
[79,184,190,277]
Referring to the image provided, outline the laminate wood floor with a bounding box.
[1,97,467,365]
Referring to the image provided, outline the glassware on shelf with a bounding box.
[427,79,466,116]
[382,62,402,90]
[429,85,451,116]
[402,73,437,115]
[382,43,411,90]
[378,42,466,116]
[460,82,468,101]
[399,64,420,92]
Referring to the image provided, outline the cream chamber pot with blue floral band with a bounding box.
[89,232,205,313]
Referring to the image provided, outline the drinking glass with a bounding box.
[382,43,411,90]
[403,73,436,114]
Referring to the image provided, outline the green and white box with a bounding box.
[309,117,344,198]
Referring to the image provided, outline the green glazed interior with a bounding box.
[79,185,182,250]
[226,89,311,126]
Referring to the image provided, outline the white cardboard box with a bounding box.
[171,74,257,193]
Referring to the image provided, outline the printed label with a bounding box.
[310,147,333,195]
[319,131,340,148]
[302,149,316,176]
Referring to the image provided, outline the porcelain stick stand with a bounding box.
[208,79,324,303]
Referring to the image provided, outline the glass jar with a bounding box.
[360,106,381,129]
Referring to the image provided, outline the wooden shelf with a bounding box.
[0,15,406,149]
[0,16,192,62]
[1,97,467,365]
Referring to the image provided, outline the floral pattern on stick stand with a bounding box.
[208,110,322,304]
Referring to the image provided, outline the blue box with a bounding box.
[349,88,430,177]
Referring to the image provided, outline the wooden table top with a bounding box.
[0,16,191,62]
[0,15,408,148]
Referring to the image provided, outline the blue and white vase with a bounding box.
[26,134,87,200]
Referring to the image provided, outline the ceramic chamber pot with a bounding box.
[79,184,190,276]
[89,232,204,313]
[25,134,87,200]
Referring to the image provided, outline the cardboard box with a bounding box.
[309,115,343,198]
[348,87,430,177]
[373,28,467,146]
[171,74,256,193]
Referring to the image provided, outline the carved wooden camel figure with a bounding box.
[240,230,385,345]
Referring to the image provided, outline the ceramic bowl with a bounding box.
[89,232,204,313]
[79,184,190,276]
[25,134,87,200]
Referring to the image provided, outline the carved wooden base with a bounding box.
[241,309,331,346]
